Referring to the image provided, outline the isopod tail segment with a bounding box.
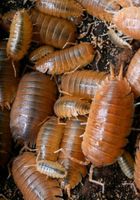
[109,63,124,81]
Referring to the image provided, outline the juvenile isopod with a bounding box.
[35,43,95,75]
[12,152,63,200]
[10,72,58,147]
[30,9,77,49]
[54,96,91,118]
[77,0,120,22]
[29,45,55,63]
[0,110,12,167]
[7,9,32,61]
[126,48,140,98]
[35,0,83,20]
[107,28,132,49]
[112,6,140,40]
[117,150,134,179]
[36,160,67,179]
[0,40,18,109]
[57,117,87,197]
[82,66,134,167]
[61,70,107,99]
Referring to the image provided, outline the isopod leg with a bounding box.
[122,182,139,196]
[62,42,77,49]
[89,165,105,193]
[64,65,81,75]
[54,148,90,165]
[65,184,71,198]
[0,194,8,200]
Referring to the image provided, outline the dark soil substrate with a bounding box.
[0,0,140,199]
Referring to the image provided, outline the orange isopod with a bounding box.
[7,9,32,61]
[35,43,95,75]
[0,40,18,109]
[126,48,140,98]
[10,72,58,147]
[77,0,120,22]
[36,116,65,161]
[57,117,87,197]
[30,9,77,49]
[12,152,63,200]
[35,0,83,20]
[61,70,107,99]
[82,66,134,167]
[113,6,140,40]
[36,116,66,178]
[54,96,91,118]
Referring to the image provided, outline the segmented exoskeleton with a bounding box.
[77,0,120,22]
[0,40,18,109]
[82,66,134,167]
[113,6,140,40]
[61,70,107,99]
[7,9,32,61]
[36,116,66,178]
[36,0,83,20]
[58,117,87,197]
[30,9,77,49]
[29,45,55,63]
[54,96,91,118]
[12,152,63,200]
[117,150,134,179]
[10,72,58,147]
[126,48,140,98]
[0,110,12,167]
[35,43,94,75]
